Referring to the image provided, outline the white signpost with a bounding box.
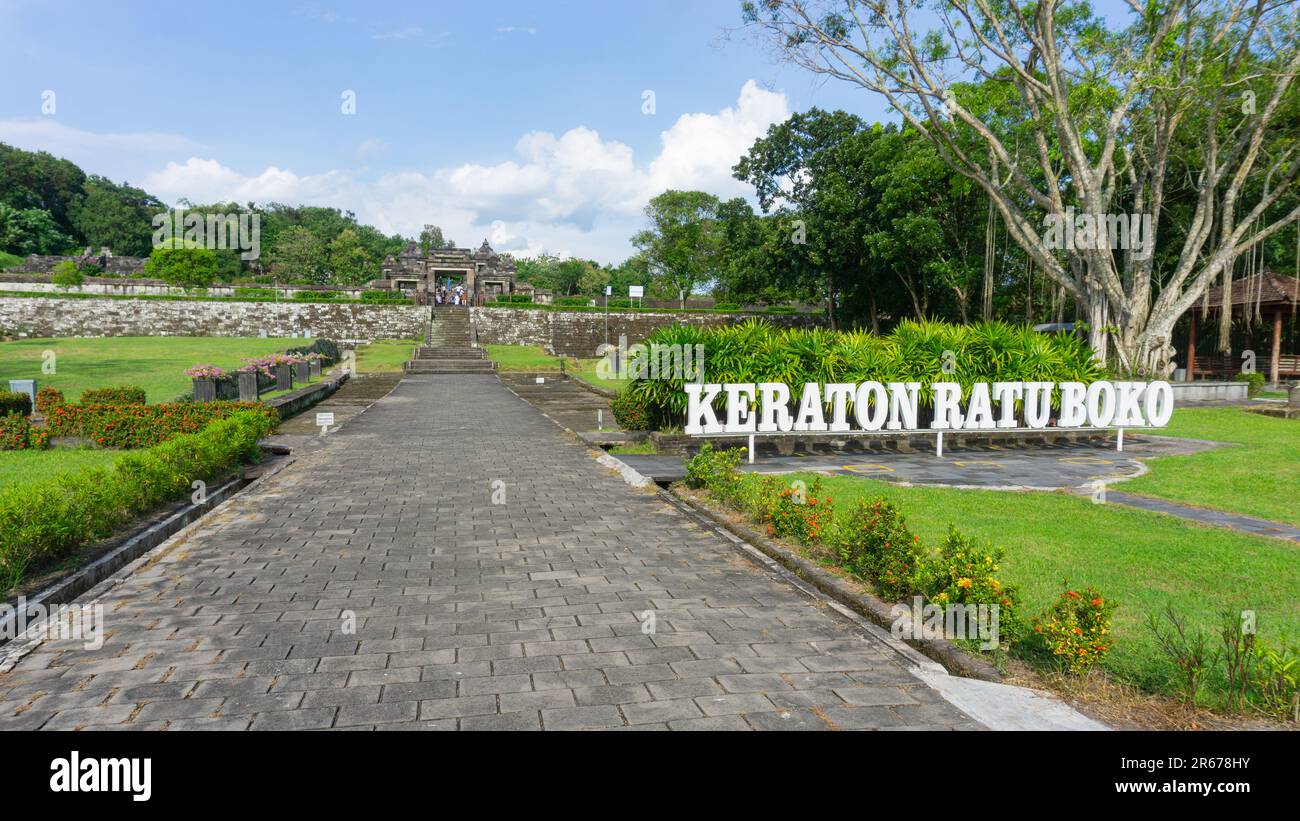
[316,412,334,434]
[629,285,644,309]
[684,380,1174,463]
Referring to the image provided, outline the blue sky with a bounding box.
[0,0,1127,262]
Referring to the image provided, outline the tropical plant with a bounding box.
[627,319,1103,428]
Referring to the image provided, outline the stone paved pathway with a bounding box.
[0,375,983,731]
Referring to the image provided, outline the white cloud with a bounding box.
[131,81,789,263]
[372,26,423,41]
[0,118,201,164]
[495,26,537,35]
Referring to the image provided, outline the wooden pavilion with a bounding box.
[1184,271,1300,384]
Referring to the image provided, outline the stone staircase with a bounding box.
[405,307,497,374]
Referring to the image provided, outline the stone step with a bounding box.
[416,348,485,358]
[404,361,497,373]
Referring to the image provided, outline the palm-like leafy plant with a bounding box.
[626,319,1105,427]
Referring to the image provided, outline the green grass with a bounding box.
[352,339,417,373]
[0,251,22,270]
[484,344,566,371]
[0,336,302,403]
[0,448,122,491]
[1122,407,1300,526]
[608,441,658,455]
[783,472,1298,703]
[570,359,623,394]
[484,343,623,392]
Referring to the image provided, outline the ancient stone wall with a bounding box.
[470,306,825,357]
[0,296,426,342]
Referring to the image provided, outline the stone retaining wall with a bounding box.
[470,306,825,357]
[0,274,369,299]
[0,296,426,342]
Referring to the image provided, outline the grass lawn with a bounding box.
[0,448,122,491]
[485,343,623,392]
[782,471,1298,704]
[485,344,566,371]
[1122,407,1300,526]
[352,339,417,373]
[0,336,302,403]
[0,251,22,270]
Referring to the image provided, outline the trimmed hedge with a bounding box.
[0,410,274,589]
[284,337,341,366]
[48,400,278,448]
[80,386,146,405]
[0,391,32,417]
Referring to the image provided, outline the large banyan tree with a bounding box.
[743,0,1300,375]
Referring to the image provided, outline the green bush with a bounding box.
[922,526,1023,640]
[0,390,32,417]
[285,337,341,366]
[144,241,218,290]
[0,410,274,590]
[361,289,407,301]
[294,289,337,300]
[1235,371,1266,397]
[51,260,84,290]
[832,497,927,602]
[553,296,590,307]
[80,386,146,405]
[1030,583,1118,675]
[610,388,651,430]
[763,477,834,545]
[234,287,277,299]
[627,318,1105,429]
[713,302,740,311]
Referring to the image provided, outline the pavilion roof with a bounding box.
[1201,270,1300,308]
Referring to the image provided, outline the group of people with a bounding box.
[434,283,467,306]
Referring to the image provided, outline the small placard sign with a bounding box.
[316,412,335,428]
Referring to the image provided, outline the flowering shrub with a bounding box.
[924,526,1022,639]
[0,391,31,417]
[35,386,64,415]
[764,478,833,545]
[80,386,146,405]
[832,498,927,601]
[1032,583,1117,674]
[185,364,225,379]
[47,401,278,448]
[0,413,49,450]
[610,388,651,430]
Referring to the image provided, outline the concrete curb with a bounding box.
[663,484,1004,683]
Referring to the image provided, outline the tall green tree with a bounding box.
[631,190,724,299]
[328,228,376,286]
[268,226,327,284]
[71,177,162,256]
[745,0,1300,374]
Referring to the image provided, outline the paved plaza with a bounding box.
[0,375,1001,731]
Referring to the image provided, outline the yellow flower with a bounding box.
[957,578,973,589]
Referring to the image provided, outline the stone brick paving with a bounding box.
[0,375,979,731]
